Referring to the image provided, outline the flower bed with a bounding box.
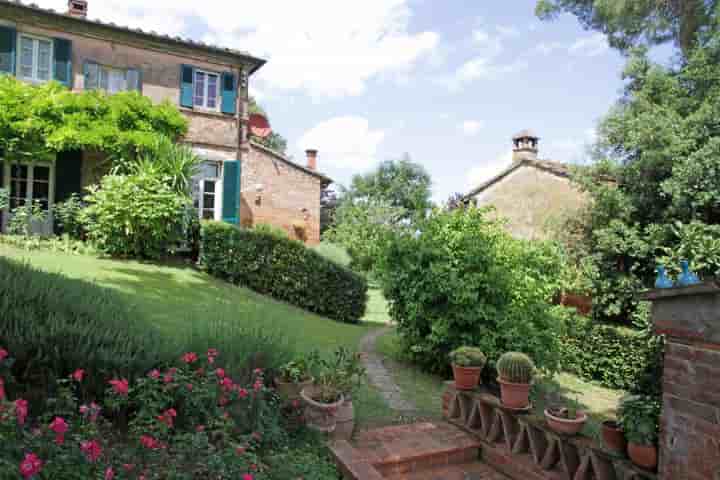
[0,346,336,479]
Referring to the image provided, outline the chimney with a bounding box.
[512,129,539,162]
[305,149,318,170]
[68,0,88,18]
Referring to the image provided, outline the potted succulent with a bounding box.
[545,397,588,435]
[601,419,627,455]
[618,394,661,471]
[449,347,487,390]
[496,352,535,409]
[275,354,316,401]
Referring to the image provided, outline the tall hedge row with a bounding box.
[559,317,659,391]
[200,222,368,323]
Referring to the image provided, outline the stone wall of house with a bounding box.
[471,164,587,240]
[240,145,322,245]
[2,12,242,150]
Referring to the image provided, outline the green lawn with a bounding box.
[376,328,624,438]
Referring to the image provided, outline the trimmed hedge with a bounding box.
[559,317,657,390]
[200,221,368,323]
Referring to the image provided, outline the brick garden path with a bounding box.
[359,327,416,412]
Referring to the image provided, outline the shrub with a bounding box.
[200,222,368,323]
[0,257,167,408]
[53,193,86,239]
[618,394,661,446]
[8,201,47,237]
[313,242,352,268]
[82,172,190,259]
[449,347,487,368]
[497,352,535,384]
[559,315,657,390]
[378,207,566,376]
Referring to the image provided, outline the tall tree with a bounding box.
[344,154,432,224]
[536,0,719,56]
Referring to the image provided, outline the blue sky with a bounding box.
[34,0,630,201]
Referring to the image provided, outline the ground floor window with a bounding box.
[192,161,222,221]
[1,160,54,233]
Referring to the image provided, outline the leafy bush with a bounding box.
[559,314,659,391]
[0,256,167,408]
[618,394,661,446]
[8,201,47,237]
[200,221,368,323]
[312,242,352,268]
[82,172,190,259]
[378,207,567,376]
[53,194,86,239]
[0,188,7,210]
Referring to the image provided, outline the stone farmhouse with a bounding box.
[0,0,330,243]
[464,130,587,240]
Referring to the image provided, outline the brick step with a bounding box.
[385,461,509,480]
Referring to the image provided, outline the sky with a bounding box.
[32,0,630,202]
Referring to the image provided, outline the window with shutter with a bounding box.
[0,26,16,75]
[53,37,72,87]
[180,65,194,108]
[222,161,240,224]
[221,72,237,115]
[17,33,53,83]
[83,62,142,94]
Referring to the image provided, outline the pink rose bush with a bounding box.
[0,346,327,479]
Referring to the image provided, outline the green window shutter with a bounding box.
[180,64,194,108]
[0,26,16,75]
[127,68,142,92]
[83,61,99,90]
[54,150,83,203]
[221,72,237,115]
[53,37,73,88]
[222,160,240,224]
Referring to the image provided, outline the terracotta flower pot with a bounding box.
[452,364,483,390]
[497,377,531,409]
[627,442,658,471]
[601,420,626,455]
[300,386,344,433]
[544,409,588,436]
[274,377,314,401]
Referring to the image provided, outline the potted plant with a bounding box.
[300,351,347,433]
[275,353,316,401]
[545,397,588,435]
[618,394,661,471]
[601,419,627,455]
[449,347,487,390]
[331,347,367,440]
[496,352,535,409]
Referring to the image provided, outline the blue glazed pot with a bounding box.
[677,260,700,287]
[654,265,673,289]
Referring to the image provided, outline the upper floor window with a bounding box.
[18,34,52,83]
[84,61,141,93]
[193,70,219,110]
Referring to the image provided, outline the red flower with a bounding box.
[236,446,245,456]
[207,348,218,364]
[182,352,198,364]
[0,348,8,362]
[157,408,177,428]
[253,380,263,392]
[238,388,249,399]
[243,474,254,480]
[195,424,205,432]
[15,399,28,426]
[163,372,174,384]
[148,369,160,379]
[220,376,234,392]
[140,435,161,450]
[104,467,115,480]
[253,368,263,375]
[72,369,85,382]
[19,453,42,479]
[122,464,135,472]
[186,383,193,391]
[49,417,68,445]
[250,463,258,471]
[80,439,103,462]
[109,379,129,396]
[0,378,5,401]
[215,368,226,378]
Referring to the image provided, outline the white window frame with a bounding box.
[98,65,129,94]
[193,69,220,111]
[16,33,53,84]
[1,159,56,234]
[193,162,222,221]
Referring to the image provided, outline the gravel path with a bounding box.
[359,327,416,412]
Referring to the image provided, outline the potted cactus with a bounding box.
[496,352,535,409]
[449,347,487,390]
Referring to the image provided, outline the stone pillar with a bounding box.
[642,283,720,480]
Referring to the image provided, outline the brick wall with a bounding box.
[240,145,322,245]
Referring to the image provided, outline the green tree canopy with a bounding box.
[0,77,187,159]
[536,0,719,56]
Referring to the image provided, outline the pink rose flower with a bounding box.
[15,399,28,426]
[140,435,161,450]
[49,417,68,445]
[108,378,129,396]
[80,439,103,462]
[215,368,225,378]
[104,467,115,480]
[72,369,85,382]
[243,474,254,480]
[220,377,234,392]
[182,352,198,364]
[0,378,5,401]
[0,348,8,362]
[148,369,160,379]
[19,453,42,479]
[238,388,249,399]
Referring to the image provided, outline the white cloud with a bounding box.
[466,150,513,191]
[30,0,439,98]
[472,29,503,57]
[461,120,484,136]
[534,41,565,56]
[496,25,520,37]
[546,128,598,163]
[297,116,385,170]
[569,33,609,57]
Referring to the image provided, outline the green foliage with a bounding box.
[53,194,86,239]
[378,206,567,376]
[311,347,366,402]
[0,233,95,255]
[0,76,187,160]
[263,445,339,480]
[618,394,661,445]
[117,135,201,194]
[82,173,190,259]
[312,242,352,268]
[536,0,718,56]
[200,222,368,323]
[8,201,47,237]
[253,222,290,239]
[449,347,487,368]
[278,353,319,383]
[497,352,536,384]
[0,188,7,210]
[0,256,167,408]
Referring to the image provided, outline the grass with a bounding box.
[375,328,624,438]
